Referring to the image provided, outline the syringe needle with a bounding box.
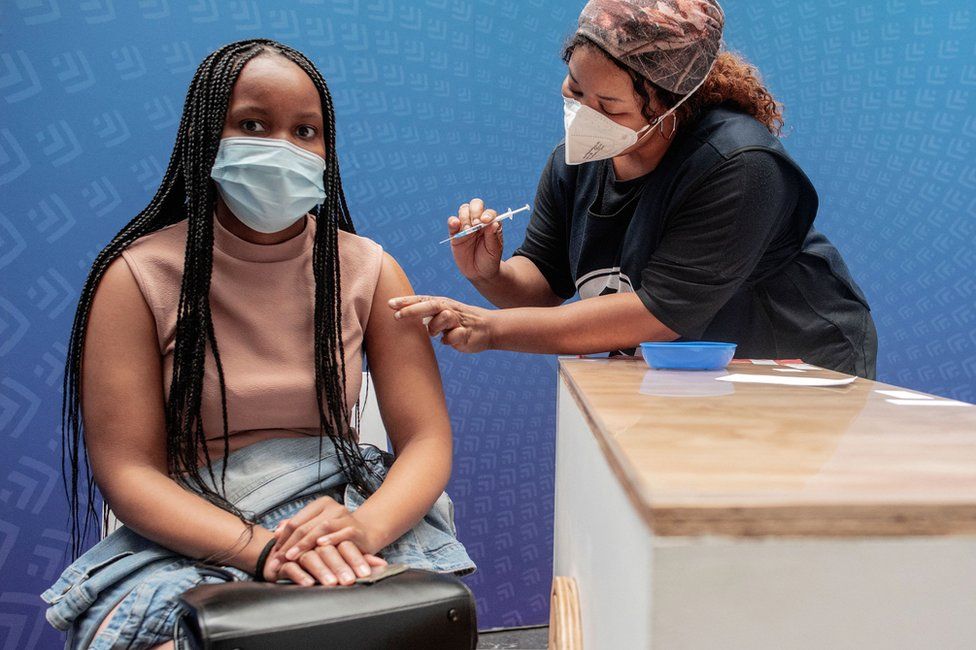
[440,204,530,244]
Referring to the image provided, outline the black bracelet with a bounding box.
[253,539,277,582]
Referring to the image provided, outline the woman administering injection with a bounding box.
[390,0,876,377]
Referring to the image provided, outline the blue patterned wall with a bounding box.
[1,1,973,647]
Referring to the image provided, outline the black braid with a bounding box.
[62,39,374,558]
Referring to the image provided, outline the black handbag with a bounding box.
[177,568,478,649]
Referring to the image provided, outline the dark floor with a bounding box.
[476,626,549,649]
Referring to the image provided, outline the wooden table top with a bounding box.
[558,358,976,537]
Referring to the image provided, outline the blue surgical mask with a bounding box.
[210,136,326,233]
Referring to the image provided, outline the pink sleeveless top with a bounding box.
[120,216,384,460]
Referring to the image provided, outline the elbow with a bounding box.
[390,430,452,473]
[94,463,168,524]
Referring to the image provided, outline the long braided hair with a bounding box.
[62,39,373,557]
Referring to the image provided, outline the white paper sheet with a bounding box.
[885,399,971,407]
[750,359,778,365]
[875,389,932,400]
[773,368,804,373]
[785,363,819,370]
[715,374,856,387]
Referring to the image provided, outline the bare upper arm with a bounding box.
[82,255,168,495]
[363,253,450,454]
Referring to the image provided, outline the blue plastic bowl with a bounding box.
[639,341,737,371]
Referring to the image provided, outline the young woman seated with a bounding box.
[43,39,473,650]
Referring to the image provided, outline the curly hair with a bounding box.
[564,36,784,135]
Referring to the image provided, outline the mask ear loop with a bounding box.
[631,121,657,148]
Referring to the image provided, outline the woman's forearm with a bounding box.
[351,435,452,552]
[490,292,678,354]
[105,465,273,573]
[470,256,565,309]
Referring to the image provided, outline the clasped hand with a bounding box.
[263,496,386,587]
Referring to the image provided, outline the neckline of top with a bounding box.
[212,213,314,263]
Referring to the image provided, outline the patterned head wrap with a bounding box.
[576,0,725,94]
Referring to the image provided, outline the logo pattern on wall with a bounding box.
[1,1,974,646]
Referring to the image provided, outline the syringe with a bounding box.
[440,204,530,244]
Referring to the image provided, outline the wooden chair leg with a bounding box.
[548,576,582,650]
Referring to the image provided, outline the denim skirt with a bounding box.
[41,437,475,649]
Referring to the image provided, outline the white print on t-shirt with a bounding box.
[576,266,636,300]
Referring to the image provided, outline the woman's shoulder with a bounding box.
[678,107,815,194]
[89,252,158,339]
[118,220,188,313]
[337,229,384,276]
[337,228,385,296]
[688,106,785,157]
[337,228,383,258]
[122,219,188,263]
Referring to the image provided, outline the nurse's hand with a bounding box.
[389,295,494,353]
[448,198,503,282]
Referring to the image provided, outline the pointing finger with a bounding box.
[388,295,430,310]
[395,301,454,322]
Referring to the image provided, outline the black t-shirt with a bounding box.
[513,107,877,378]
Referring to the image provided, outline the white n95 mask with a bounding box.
[563,97,654,165]
[210,136,326,233]
[562,70,711,165]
